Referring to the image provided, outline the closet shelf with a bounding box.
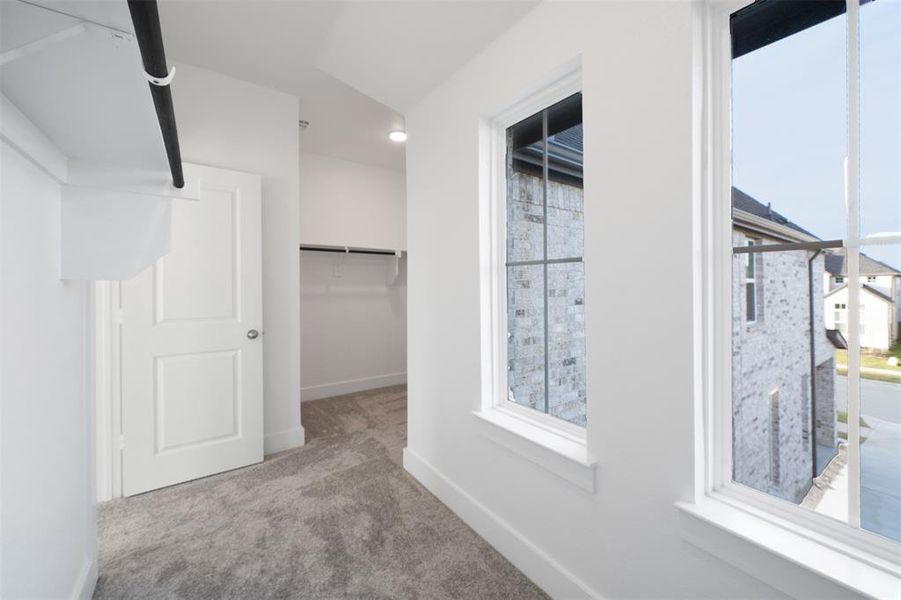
[300,244,404,257]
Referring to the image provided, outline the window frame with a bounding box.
[701,0,901,567]
[484,69,587,442]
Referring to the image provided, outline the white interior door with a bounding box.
[121,163,263,496]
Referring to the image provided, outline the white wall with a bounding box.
[299,153,407,400]
[300,152,406,250]
[172,62,304,453]
[404,2,852,598]
[1,142,96,598]
[300,253,406,400]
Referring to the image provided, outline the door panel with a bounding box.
[122,164,263,496]
[155,350,240,454]
[155,186,238,323]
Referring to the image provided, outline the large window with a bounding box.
[504,92,585,427]
[725,0,900,552]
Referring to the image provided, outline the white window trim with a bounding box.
[678,1,901,595]
[475,65,596,487]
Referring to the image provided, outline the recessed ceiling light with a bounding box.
[388,130,407,143]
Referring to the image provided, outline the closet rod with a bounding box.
[127,0,184,189]
[300,245,399,257]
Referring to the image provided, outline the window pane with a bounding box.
[732,245,845,517]
[860,0,901,237]
[732,3,847,243]
[859,244,901,541]
[546,94,583,261]
[546,132,583,261]
[547,261,586,426]
[507,265,545,412]
[507,112,545,263]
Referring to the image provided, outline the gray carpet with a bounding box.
[95,385,548,599]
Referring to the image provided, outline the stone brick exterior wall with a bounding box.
[732,230,836,503]
[506,169,586,426]
[814,359,836,449]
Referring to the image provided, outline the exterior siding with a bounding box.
[825,285,895,350]
[732,230,836,503]
[825,272,901,348]
[507,170,586,425]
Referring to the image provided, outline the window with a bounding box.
[709,0,901,565]
[744,239,758,323]
[859,304,865,336]
[834,303,847,335]
[834,303,866,337]
[504,91,585,427]
[866,275,877,283]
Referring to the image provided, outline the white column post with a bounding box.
[846,0,862,529]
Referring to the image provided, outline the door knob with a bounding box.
[247,329,260,339]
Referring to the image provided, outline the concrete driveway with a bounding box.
[835,375,901,424]
[860,417,901,541]
[830,376,900,541]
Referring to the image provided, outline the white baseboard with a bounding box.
[71,558,97,600]
[402,447,601,600]
[301,372,407,401]
[264,426,305,455]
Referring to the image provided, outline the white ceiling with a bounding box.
[156,0,538,170]
[315,1,539,112]
[1,1,168,170]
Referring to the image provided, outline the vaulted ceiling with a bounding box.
[156,1,539,170]
[2,1,538,171]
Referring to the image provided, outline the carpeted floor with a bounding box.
[94,385,548,599]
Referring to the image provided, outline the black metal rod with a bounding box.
[127,0,184,189]
[299,246,398,257]
[506,257,582,268]
[733,240,843,254]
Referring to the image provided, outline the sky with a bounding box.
[732,0,900,268]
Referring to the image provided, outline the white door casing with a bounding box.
[121,163,263,496]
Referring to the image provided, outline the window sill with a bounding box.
[472,408,596,492]
[676,494,900,599]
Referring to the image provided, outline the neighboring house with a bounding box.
[823,254,901,350]
[731,188,836,504]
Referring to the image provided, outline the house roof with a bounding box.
[824,253,901,277]
[733,189,901,276]
[732,188,819,239]
[863,284,894,303]
[825,283,894,304]
[550,124,582,153]
[826,329,848,350]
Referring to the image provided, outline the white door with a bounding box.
[121,164,263,496]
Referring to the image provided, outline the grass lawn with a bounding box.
[835,350,901,372]
[835,345,901,382]
[835,365,901,383]
[837,410,870,429]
